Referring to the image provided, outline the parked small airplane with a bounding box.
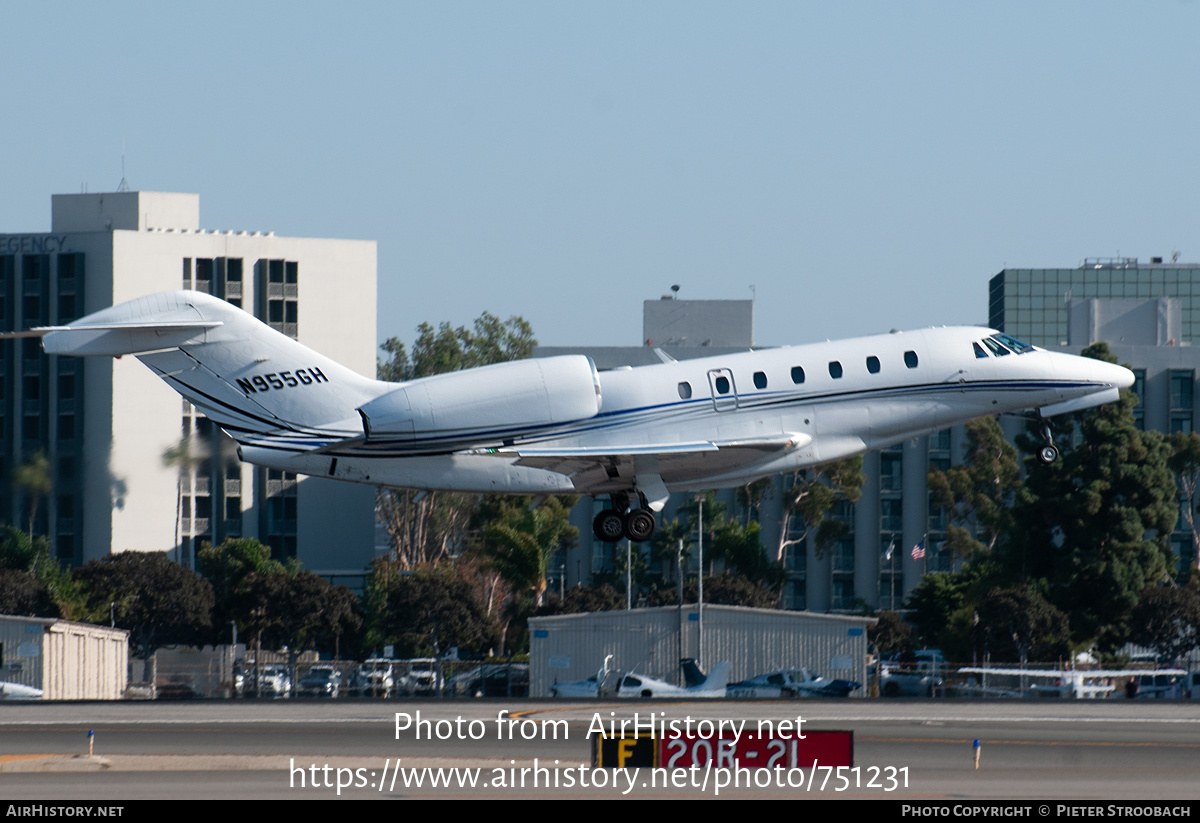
[726,667,861,699]
[0,681,44,700]
[10,291,1133,542]
[549,655,731,699]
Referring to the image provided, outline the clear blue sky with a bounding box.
[3,1,1199,349]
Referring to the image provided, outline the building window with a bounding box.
[1171,369,1194,434]
[1132,369,1145,430]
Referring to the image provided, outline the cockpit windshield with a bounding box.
[990,333,1035,354]
[982,337,1010,357]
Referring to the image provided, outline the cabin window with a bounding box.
[904,351,919,369]
[973,342,988,358]
[828,361,843,379]
[677,381,692,399]
[791,366,805,384]
[715,376,731,394]
[866,356,880,374]
[753,371,767,389]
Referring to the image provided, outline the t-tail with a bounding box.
[29,291,386,451]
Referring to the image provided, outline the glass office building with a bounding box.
[989,259,1200,346]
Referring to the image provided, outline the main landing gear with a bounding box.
[592,492,658,543]
[1037,422,1059,464]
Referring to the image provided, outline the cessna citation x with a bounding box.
[11,291,1133,543]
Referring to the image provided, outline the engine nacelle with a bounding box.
[358,355,602,442]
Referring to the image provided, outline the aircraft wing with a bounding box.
[502,434,813,500]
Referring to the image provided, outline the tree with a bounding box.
[364,564,495,658]
[0,526,85,619]
[775,458,865,563]
[230,569,362,674]
[1129,585,1200,665]
[535,584,624,616]
[1169,432,1200,576]
[74,551,214,678]
[1006,343,1179,650]
[197,537,293,638]
[482,497,578,607]
[869,610,914,656]
[377,311,536,382]
[711,520,785,589]
[972,585,1071,663]
[375,310,537,568]
[0,569,60,617]
[12,452,52,537]
[927,417,1020,560]
[646,574,782,609]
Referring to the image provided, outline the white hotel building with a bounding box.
[0,191,378,580]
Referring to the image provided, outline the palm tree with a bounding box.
[13,452,52,537]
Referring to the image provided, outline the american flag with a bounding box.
[911,541,926,561]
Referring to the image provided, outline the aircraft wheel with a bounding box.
[1038,444,1059,464]
[623,509,657,542]
[593,510,625,543]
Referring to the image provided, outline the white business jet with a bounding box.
[12,291,1132,543]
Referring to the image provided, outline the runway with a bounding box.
[1,699,1197,799]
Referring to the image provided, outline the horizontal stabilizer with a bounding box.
[4,321,224,357]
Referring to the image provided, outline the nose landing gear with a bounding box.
[1037,423,1059,464]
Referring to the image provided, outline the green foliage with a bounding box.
[378,312,536,382]
[197,538,292,638]
[0,526,86,619]
[12,451,52,536]
[1168,431,1200,577]
[1129,584,1200,665]
[776,457,864,561]
[927,417,1019,559]
[972,585,1071,663]
[711,520,785,588]
[1007,350,1179,649]
[230,569,362,660]
[646,574,782,609]
[364,563,495,658]
[535,584,624,616]
[74,551,214,659]
[0,569,59,617]
[869,610,914,656]
[482,497,578,606]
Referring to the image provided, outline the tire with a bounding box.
[623,509,657,542]
[1038,444,1059,464]
[593,510,625,542]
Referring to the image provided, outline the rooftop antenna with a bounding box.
[117,139,130,192]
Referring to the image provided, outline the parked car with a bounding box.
[351,660,396,698]
[297,669,341,698]
[450,663,529,698]
[252,664,292,698]
[399,658,443,696]
[879,649,945,697]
